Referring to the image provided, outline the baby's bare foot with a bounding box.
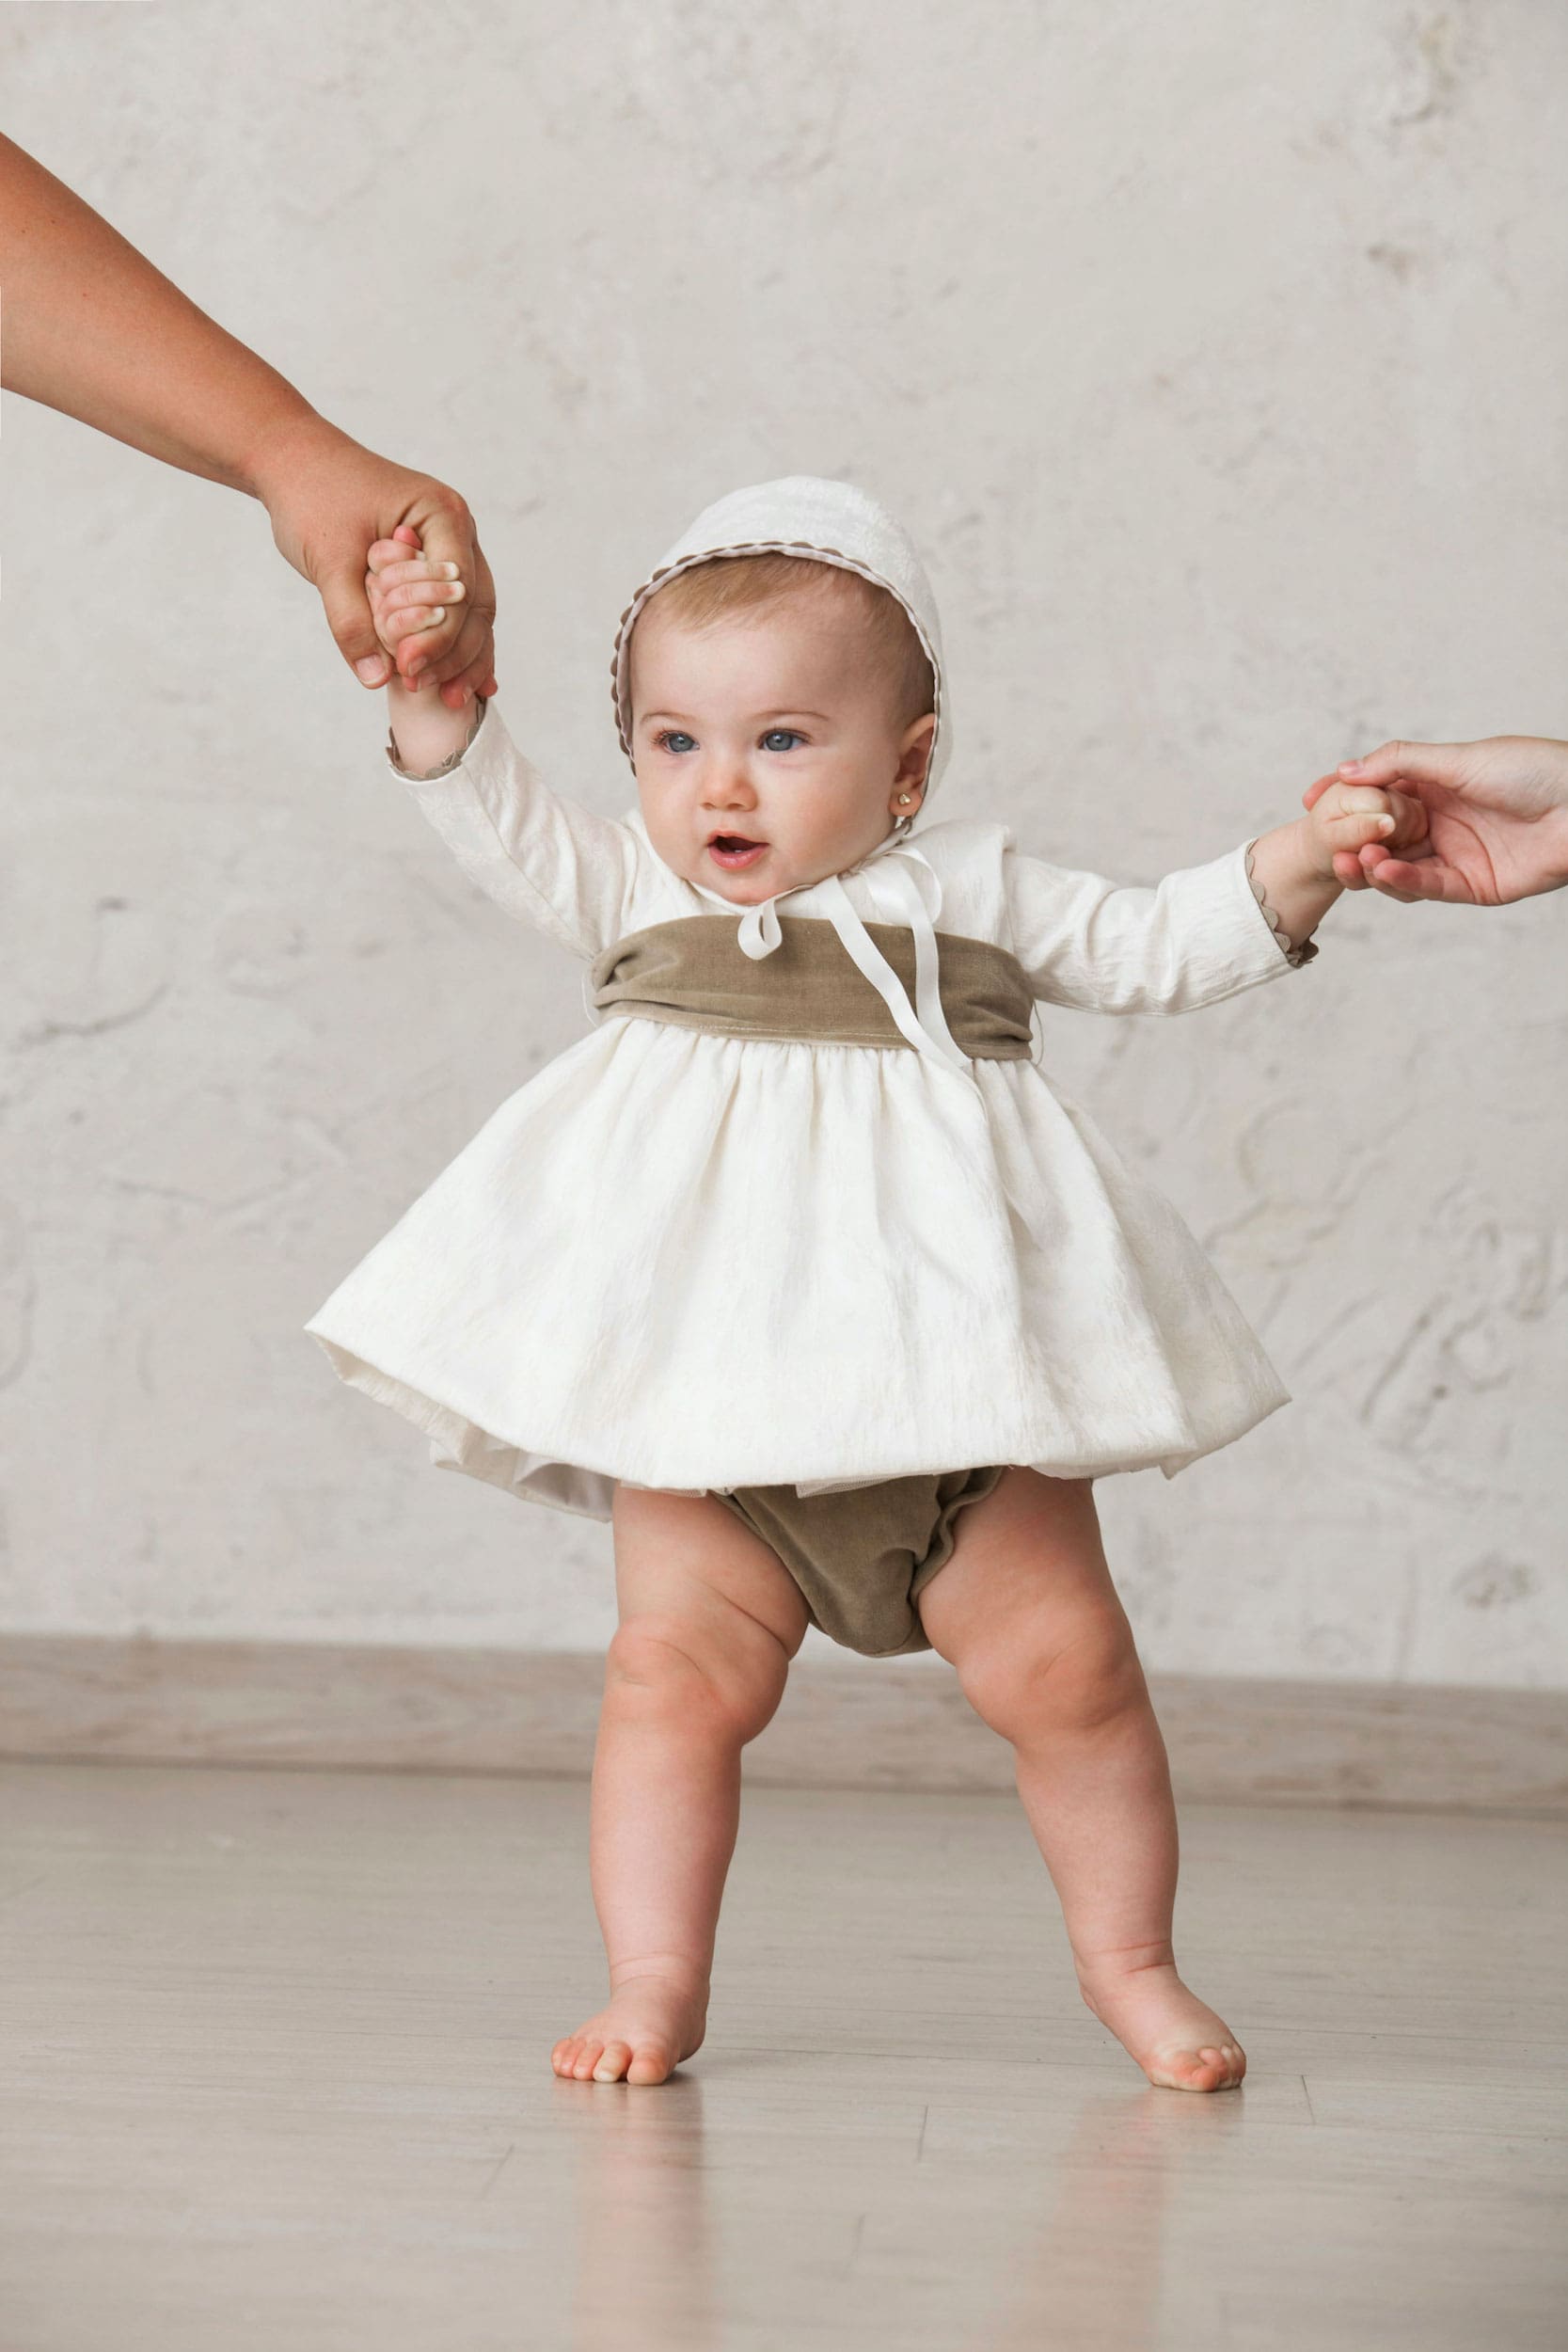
[1078,1955,1246,2093]
[550,1968,709,2087]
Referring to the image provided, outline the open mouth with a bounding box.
[707,834,768,868]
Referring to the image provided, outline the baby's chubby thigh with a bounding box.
[607,1483,813,1740]
[914,1467,1145,1740]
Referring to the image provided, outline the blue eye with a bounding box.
[761,729,804,753]
[657,730,696,755]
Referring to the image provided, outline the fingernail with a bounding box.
[355,656,388,684]
[443,562,460,579]
[427,606,446,625]
[1376,815,1396,831]
[1338,760,1364,775]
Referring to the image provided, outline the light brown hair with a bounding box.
[638,553,934,732]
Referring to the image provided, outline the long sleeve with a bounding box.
[1002,834,1319,1016]
[386,696,652,961]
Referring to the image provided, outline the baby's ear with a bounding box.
[898,712,937,792]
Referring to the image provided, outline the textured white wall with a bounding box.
[2,1,1564,1685]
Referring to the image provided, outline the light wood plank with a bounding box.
[1,1767,1563,2351]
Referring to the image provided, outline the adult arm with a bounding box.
[0,131,495,703]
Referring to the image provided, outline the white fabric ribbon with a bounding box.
[593,828,1045,1248]
[685,828,979,1086]
[704,838,1049,1262]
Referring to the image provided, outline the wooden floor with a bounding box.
[2,1763,1563,2351]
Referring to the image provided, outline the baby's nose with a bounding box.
[711,773,759,806]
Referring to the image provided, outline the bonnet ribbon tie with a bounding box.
[672,834,1045,1249]
[689,833,978,1086]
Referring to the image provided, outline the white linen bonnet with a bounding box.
[610,474,950,803]
[606,476,980,1086]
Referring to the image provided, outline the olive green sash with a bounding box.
[588,914,1035,1059]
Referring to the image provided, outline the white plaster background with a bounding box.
[1,1,1564,1685]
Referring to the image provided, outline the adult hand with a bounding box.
[0,132,497,707]
[249,416,498,704]
[1301,738,1568,905]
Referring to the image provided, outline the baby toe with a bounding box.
[593,2041,634,2083]
[1146,2043,1239,2093]
[1191,2043,1245,2090]
[626,2041,675,2086]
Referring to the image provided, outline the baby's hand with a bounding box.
[367,524,494,700]
[1299,776,1429,880]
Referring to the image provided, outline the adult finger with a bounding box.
[257,435,490,687]
[396,501,489,671]
[317,553,393,686]
[404,524,496,682]
[1336,740,1466,790]
[412,599,498,693]
[401,602,490,687]
[437,672,499,708]
[404,542,496,690]
[404,498,472,575]
[1384,786,1433,845]
[1358,855,1473,903]
[439,649,500,704]
[353,496,476,675]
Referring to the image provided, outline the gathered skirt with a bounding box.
[304,1012,1291,1521]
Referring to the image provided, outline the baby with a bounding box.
[306,477,1425,2095]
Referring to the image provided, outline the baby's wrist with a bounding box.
[385,674,480,778]
[1287,812,1339,886]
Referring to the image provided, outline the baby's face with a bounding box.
[628,590,934,905]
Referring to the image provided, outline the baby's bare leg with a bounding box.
[551,1485,810,2086]
[917,1468,1244,2092]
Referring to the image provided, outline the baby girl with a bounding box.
[305,477,1424,2094]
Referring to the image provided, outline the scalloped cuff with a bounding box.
[1244,836,1321,966]
[386,692,490,781]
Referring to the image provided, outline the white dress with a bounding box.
[304,701,1310,1520]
